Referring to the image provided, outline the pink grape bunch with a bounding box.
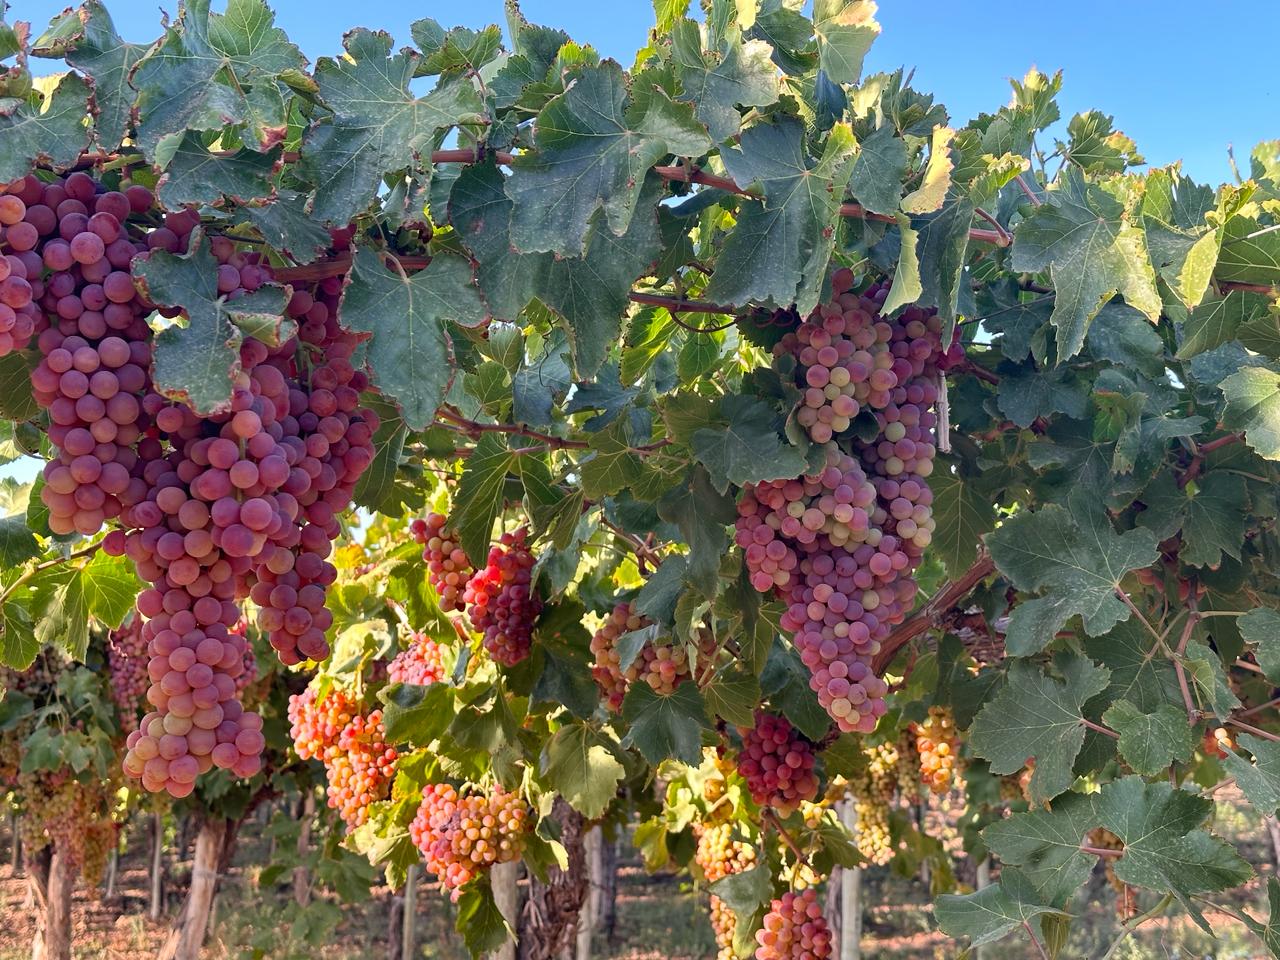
[590,601,719,712]
[409,782,530,896]
[736,711,819,816]
[754,888,833,960]
[463,527,542,666]
[737,272,945,735]
[387,630,446,686]
[410,513,474,613]
[106,615,149,731]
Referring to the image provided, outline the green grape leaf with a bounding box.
[409,19,503,75]
[710,861,773,924]
[1220,366,1280,460]
[0,353,37,422]
[455,881,512,958]
[302,29,484,224]
[912,196,976,331]
[130,0,306,160]
[1217,213,1280,286]
[341,249,485,431]
[1239,608,1280,684]
[451,435,516,566]
[233,190,333,265]
[901,125,955,215]
[1222,734,1280,816]
[706,119,857,314]
[351,409,407,515]
[981,792,1095,905]
[156,134,278,206]
[31,552,137,661]
[0,515,38,568]
[996,366,1089,429]
[540,722,625,819]
[1140,167,1218,309]
[969,655,1110,805]
[1102,701,1195,777]
[700,665,761,728]
[1063,110,1139,174]
[1010,167,1160,359]
[935,871,1068,948]
[690,394,809,495]
[1182,639,1241,719]
[760,641,830,741]
[929,464,995,579]
[0,72,93,181]
[506,60,710,256]
[846,122,906,217]
[1241,877,1280,958]
[657,468,735,598]
[812,0,879,85]
[0,602,36,671]
[1176,292,1269,360]
[380,682,455,747]
[1095,777,1253,931]
[986,488,1159,655]
[580,421,643,501]
[530,613,600,720]
[635,556,688,626]
[1136,470,1249,568]
[620,680,710,765]
[671,19,777,144]
[32,0,145,151]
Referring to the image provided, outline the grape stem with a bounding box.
[761,809,810,869]
[872,551,995,673]
[1081,718,1120,740]
[1226,717,1280,743]
[1079,844,1123,858]
[0,541,102,609]
[1023,921,1050,960]
[1098,893,1174,960]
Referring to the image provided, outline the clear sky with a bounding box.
[12,0,1275,185]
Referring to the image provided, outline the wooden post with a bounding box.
[293,792,315,906]
[402,864,419,960]
[387,891,405,960]
[599,838,618,944]
[104,844,118,900]
[975,857,991,960]
[575,826,602,960]
[490,860,519,960]
[149,811,164,921]
[158,816,228,960]
[838,798,861,960]
[517,799,588,960]
[29,842,73,960]
[9,811,19,876]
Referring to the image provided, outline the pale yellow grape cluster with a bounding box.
[695,822,757,960]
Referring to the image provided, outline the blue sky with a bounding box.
[13,0,1274,184]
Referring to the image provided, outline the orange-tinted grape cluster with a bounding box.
[589,602,717,711]
[288,686,396,828]
[387,631,446,686]
[410,782,530,896]
[754,888,833,960]
[410,513,473,613]
[913,706,959,795]
[464,528,542,666]
[736,711,819,816]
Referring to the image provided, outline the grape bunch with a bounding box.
[107,615,148,731]
[893,727,923,804]
[847,741,899,866]
[387,630,446,686]
[738,270,945,735]
[589,602,718,711]
[754,888,833,960]
[410,782,530,895]
[913,705,960,795]
[410,513,473,613]
[463,528,542,666]
[736,711,819,816]
[288,685,396,829]
[695,822,757,960]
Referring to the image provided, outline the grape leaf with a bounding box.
[969,655,1110,805]
[1222,734,1280,816]
[232,190,333,265]
[996,366,1089,429]
[706,119,857,314]
[986,488,1159,655]
[620,680,710,765]
[1102,701,1195,776]
[32,0,145,151]
[31,552,138,661]
[1095,777,1252,931]
[1217,213,1280,286]
[505,60,710,257]
[1239,608,1280,684]
[1010,167,1160,359]
[540,721,625,819]
[981,792,1095,904]
[1241,877,1280,958]
[1175,290,1268,360]
[0,72,93,180]
[0,602,36,671]
[380,682,455,747]
[935,870,1068,948]
[409,19,502,76]
[760,641,830,741]
[1140,166,1218,309]
[1136,470,1249,568]
[690,394,809,494]
[929,464,995,578]
[671,19,778,144]
[657,468,735,597]
[1182,639,1241,719]
[157,134,278,206]
[0,515,38,568]
[130,0,306,161]
[901,125,955,215]
[341,249,484,431]
[812,0,879,85]
[455,881,512,958]
[450,435,517,566]
[302,29,485,224]
[700,665,761,729]
[1220,366,1280,460]
[1063,110,1140,174]
[846,123,906,217]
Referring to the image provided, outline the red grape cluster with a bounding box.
[736,711,819,816]
[463,528,542,666]
[737,271,944,733]
[106,615,148,731]
[754,888,833,960]
[410,782,530,895]
[288,685,397,828]
[589,602,717,711]
[410,513,473,613]
[387,630,446,686]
